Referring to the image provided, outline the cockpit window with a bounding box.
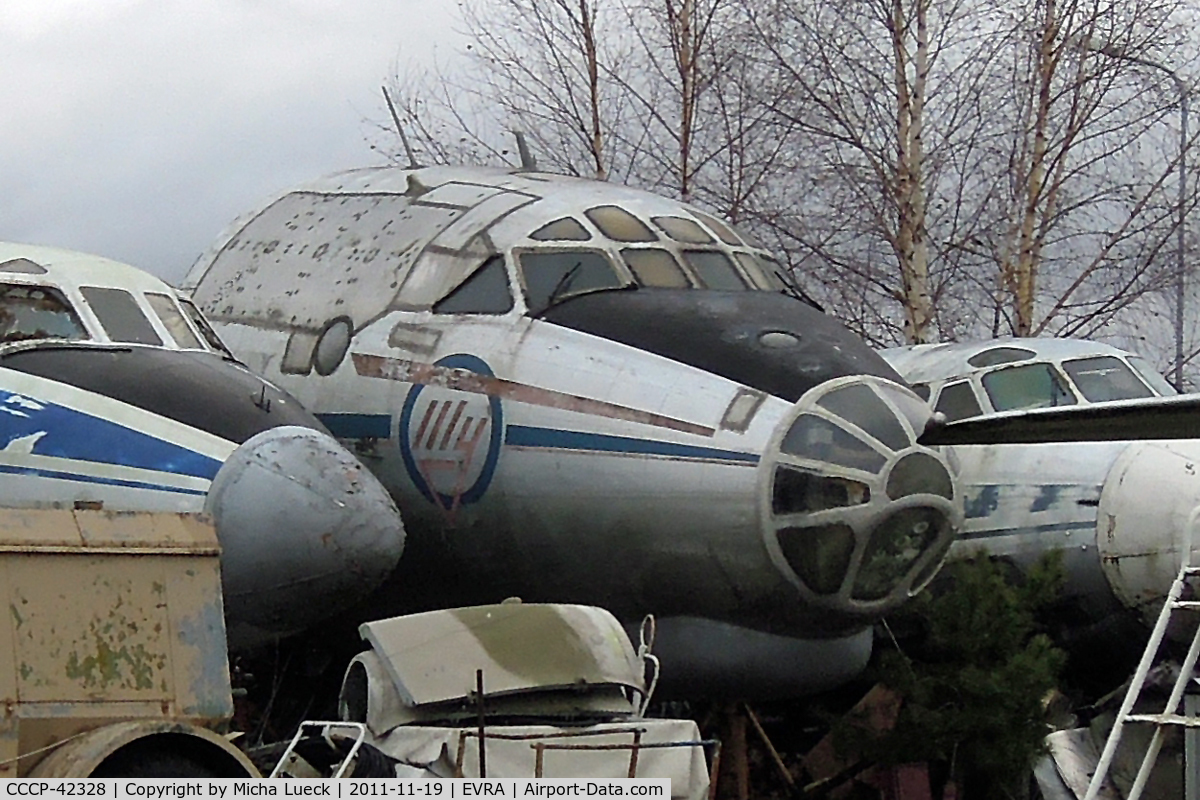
[0,258,47,275]
[933,381,982,421]
[967,346,1036,368]
[652,216,714,244]
[79,286,163,345]
[0,284,88,343]
[621,248,689,288]
[759,257,791,291]
[817,383,910,451]
[145,292,204,349]
[693,212,743,245]
[781,414,887,473]
[177,298,233,357]
[733,252,780,290]
[1128,356,1177,396]
[530,217,592,241]
[683,251,749,290]
[982,363,1076,411]
[433,256,514,315]
[583,206,657,242]
[1062,356,1154,402]
[518,250,625,314]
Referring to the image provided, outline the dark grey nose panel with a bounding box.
[540,289,902,402]
[1,344,323,443]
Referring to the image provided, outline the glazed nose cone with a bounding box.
[763,376,960,617]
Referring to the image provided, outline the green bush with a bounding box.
[837,552,1067,799]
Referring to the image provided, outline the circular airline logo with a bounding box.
[398,354,503,514]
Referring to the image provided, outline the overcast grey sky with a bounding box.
[1,1,460,284]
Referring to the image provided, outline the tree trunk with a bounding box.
[893,0,935,344]
[579,0,607,180]
[1009,0,1059,336]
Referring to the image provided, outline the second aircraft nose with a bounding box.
[205,425,406,646]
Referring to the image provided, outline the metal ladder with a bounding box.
[269,720,368,778]
[1084,549,1200,800]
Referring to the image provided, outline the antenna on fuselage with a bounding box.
[514,131,537,171]
[381,85,420,170]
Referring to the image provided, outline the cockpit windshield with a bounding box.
[1128,356,1178,396]
[177,298,234,357]
[0,284,89,343]
[737,253,787,291]
[622,249,689,288]
[1061,356,1155,402]
[80,286,163,346]
[982,363,1077,411]
[145,292,204,349]
[683,251,749,290]
[518,250,627,315]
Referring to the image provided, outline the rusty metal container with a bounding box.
[0,508,254,777]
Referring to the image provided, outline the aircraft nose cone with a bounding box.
[763,376,961,617]
[1098,440,1200,634]
[205,425,405,641]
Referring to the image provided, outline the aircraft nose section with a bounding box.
[205,425,405,639]
[1098,440,1200,632]
[762,376,961,617]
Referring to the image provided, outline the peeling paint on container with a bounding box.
[0,508,236,775]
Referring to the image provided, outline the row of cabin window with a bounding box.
[433,247,784,316]
[0,282,226,353]
[922,356,1174,422]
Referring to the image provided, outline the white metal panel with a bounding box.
[417,182,501,208]
[429,192,537,253]
[359,604,643,706]
[196,192,458,328]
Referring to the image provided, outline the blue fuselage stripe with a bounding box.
[316,413,392,439]
[320,411,761,463]
[504,425,760,463]
[1,390,223,480]
[0,463,209,496]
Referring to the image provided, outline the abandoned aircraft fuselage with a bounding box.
[883,337,1196,641]
[0,243,405,648]
[184,166,962,697]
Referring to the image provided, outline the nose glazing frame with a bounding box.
[761,375,962,615]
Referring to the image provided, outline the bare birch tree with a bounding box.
[891,0,935,342]
[984,0,1193,337]
[747,0,1196,346]
[746,0,993,343]
[380,0,786,210]
[378,0,624,176]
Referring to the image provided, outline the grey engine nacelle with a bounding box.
[207,425,406,646]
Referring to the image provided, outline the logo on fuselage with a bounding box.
[398,354,503,519]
